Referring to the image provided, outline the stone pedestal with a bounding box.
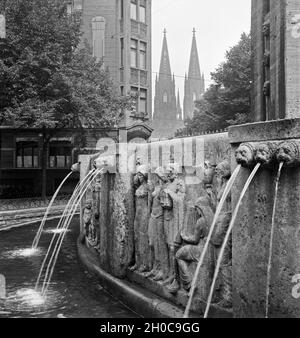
[229,118,300,318]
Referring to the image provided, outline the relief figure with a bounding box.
[130,165,151,273]
[144,168,169,282]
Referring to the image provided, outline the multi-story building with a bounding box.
[251,0,300,121]
[0,0,153,199]
[71,0,152,125]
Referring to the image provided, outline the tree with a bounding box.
[176,33,251,137]
[0,0,132,198]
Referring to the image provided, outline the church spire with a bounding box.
[188,28,201,80]
[153,28,181,134]
[159,28,172,79]
[184,28,205,120]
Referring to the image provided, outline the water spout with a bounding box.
[204,163,261,318]
[32,171,74,249]
[41,169,103,295]
[183,164,242,318]
[265,161,284,318]
[35,169,96,290]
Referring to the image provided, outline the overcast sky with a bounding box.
[152,0,251,109]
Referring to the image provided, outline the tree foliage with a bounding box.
[176,32,251,137]
[0,0,131,129]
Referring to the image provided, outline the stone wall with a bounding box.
[229,118,300,318]
[79,132,234,315]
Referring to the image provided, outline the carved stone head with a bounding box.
[154,167,168,183]
[276,141,300,165]
[203,161,215,185]
[165,162,180,181]
[235,143,256,167]
[255,142,276,165]
[71,162,80,173]
[85,200,92,210]
[136,165,148,183]
[215,160,231,180]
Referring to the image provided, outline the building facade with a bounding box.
[183,29,205,120]
[152,30,183,139]
[251,0,300,121]
[0,128,121,198]
[72,0,152,124]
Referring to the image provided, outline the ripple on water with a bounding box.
[43,228,71,235]
[1,287,62,317]
[1,247,44,259]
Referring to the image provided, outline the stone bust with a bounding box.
[235,143,256,167]
[255,142,276,165]
[276,140,300,166]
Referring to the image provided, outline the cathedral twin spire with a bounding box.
[153,29,177,122]
[154,28,205,124]
[184,28,205,120]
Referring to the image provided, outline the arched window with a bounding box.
[163,92,168,103]
[92,16,106,62]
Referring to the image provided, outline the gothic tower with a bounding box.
[183,28,205,120]
[152,30,183,138]
[153,29,177,121]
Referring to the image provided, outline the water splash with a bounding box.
[184,164,242,318]
[32,171,74,249]
[265,161,284,318]
[204,162,261,318]
[43,229,71,235]
[15,289,45,306]
[2,247,43,259]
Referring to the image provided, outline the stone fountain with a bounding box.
[76,0,300,318]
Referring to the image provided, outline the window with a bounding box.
[131,87,139,112]
[130,0,137,21]
[139,42,146,69]
[140,0,146,23]
[120,38,124,67]
[139,89,147,115]
[16,138,39,168]
[49,142,72,168]
[130,39,138,68]
[163,92,168,103]
[92,17,106,62]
